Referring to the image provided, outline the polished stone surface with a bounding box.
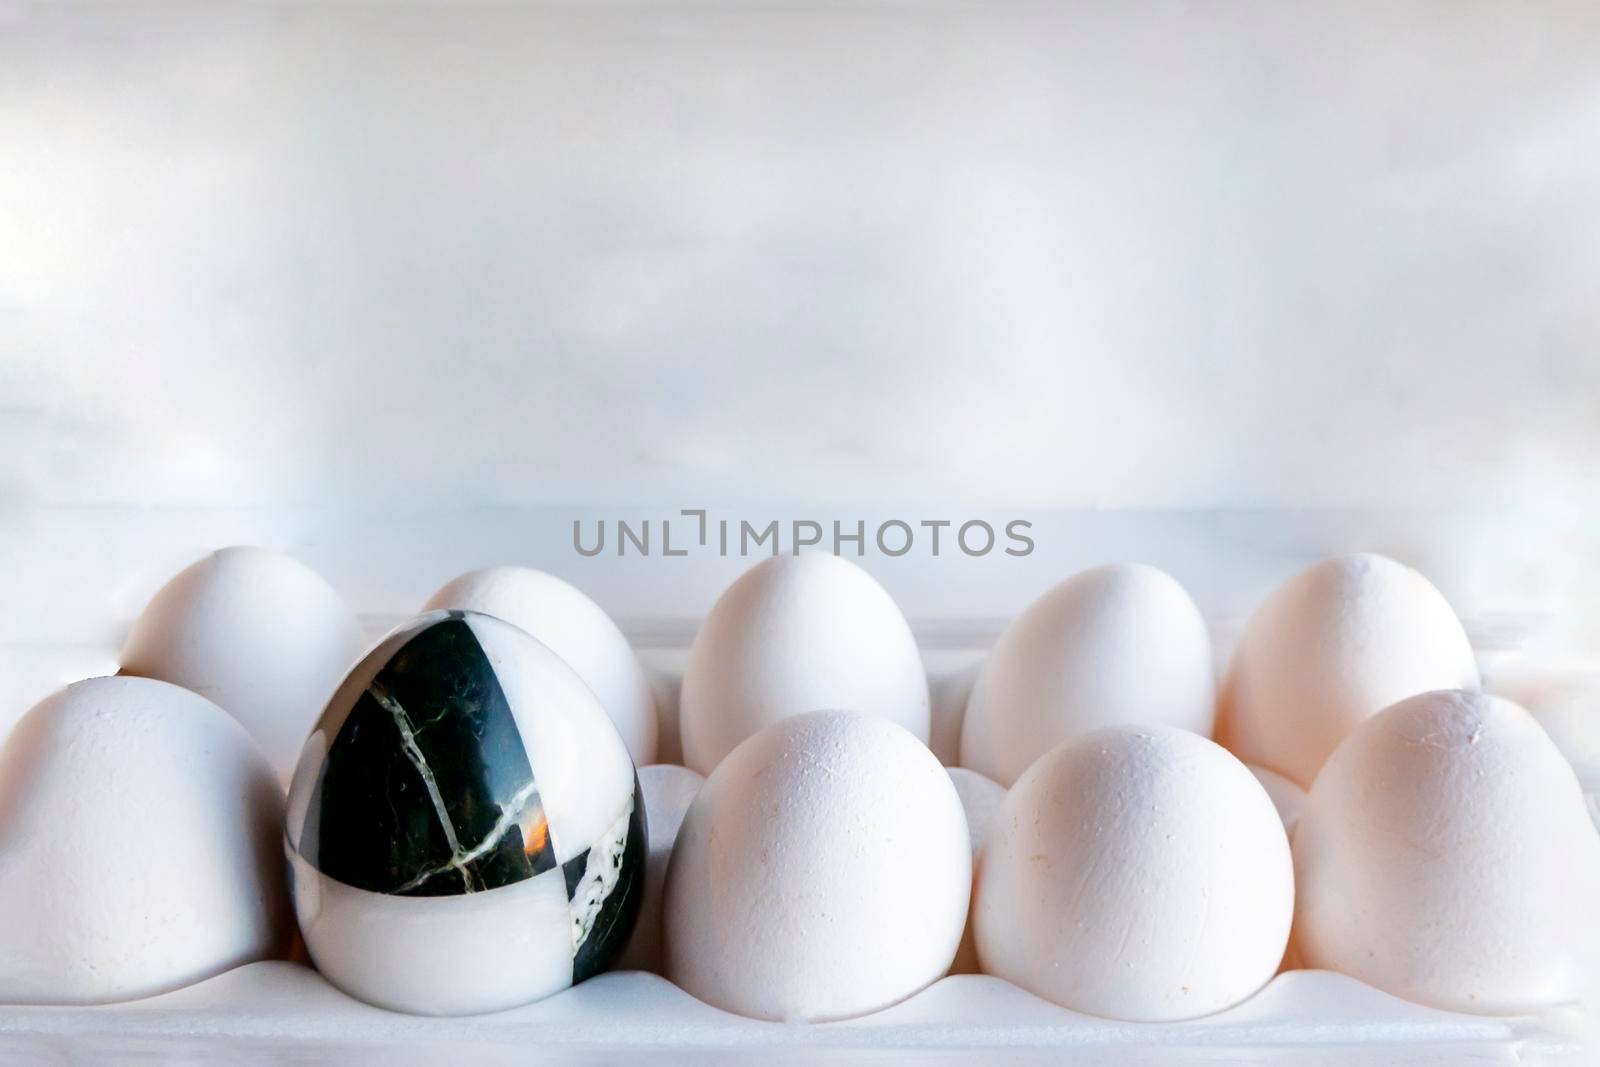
[299,613,555,897]
[287,610,645,1009]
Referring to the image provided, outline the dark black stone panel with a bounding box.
[300,613,558,896]
[570,776,648,984]
[563,849,589,900]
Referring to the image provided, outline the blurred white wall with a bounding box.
[1,2,1598,663]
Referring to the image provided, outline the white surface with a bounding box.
[1293,690,1600,1014]
[424,566,660,766]
[5,3,1600,531]
[976,726,1293,1022]
[118,546,366,781]
[0,677,290,1004]
[961,564,1215,786]
[664,711,969,1022]
[0,961,1582,1065]
[678,555,930,775]
[1218,554,1481,788]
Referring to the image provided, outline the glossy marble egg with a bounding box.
[285,610,645,1015]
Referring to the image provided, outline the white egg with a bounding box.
[1247,764,1307,837]
[959,563,1214,787]
[1293,689,1600,1014]
[120,546,365,780]
[423,566,659,766]
[663,711,969,1021]
[0,677,291,1003]
[615,763,705,974]
[928,657,982,766]
[946,767,1006,975]
[678,555,929,776]
[975,725,1292,1021]
[1217,553,1479,788]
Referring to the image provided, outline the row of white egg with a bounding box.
[0,547,1594,1025]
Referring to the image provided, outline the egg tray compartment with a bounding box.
[0,645,1590,1064]
[0,961,1582,1065]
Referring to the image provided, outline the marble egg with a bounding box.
[422,566,659,767]
[285,609,646,1016]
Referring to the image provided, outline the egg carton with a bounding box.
[0,639,1592,1065]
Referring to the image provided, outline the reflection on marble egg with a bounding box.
[285,609,646,1016]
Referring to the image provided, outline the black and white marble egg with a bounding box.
[285,609,646,1015]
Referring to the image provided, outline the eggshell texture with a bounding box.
[615,764,705,974]
[678,555,929,776]
[1292,689,1600,1014]
[0,677,291,1003]
[120,546,366,780]
[663,711,969,1021]
[423,566,658,766]
[960,564,1214,787]
[1217,553,1479,788]
[946,767,1006,975]
[975,725,1292,1021]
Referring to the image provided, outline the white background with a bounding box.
[2,0,1598,678]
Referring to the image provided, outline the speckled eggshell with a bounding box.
[615,764,705,974]
[0,677,291,1003]
[120,546,366,780]
[663,711,969,1021]
[678,555,929,776]
[1292,689,1600,1014]
[975,725,1292,1022]
[947,767,1006,975]
[423,566,658,766]
[1217,553,1479,788]
[960,564,1214,786]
